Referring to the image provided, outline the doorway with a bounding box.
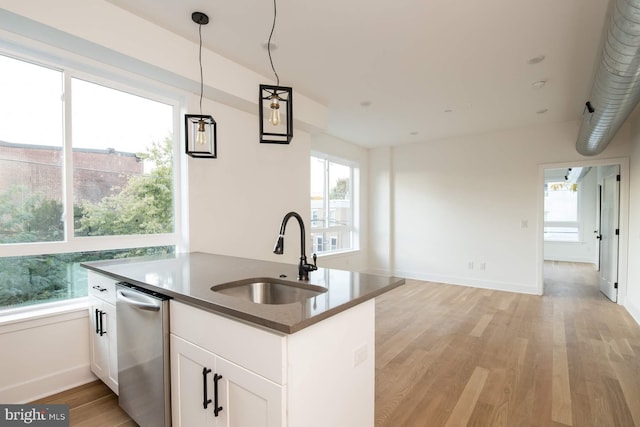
[538,158,629,302]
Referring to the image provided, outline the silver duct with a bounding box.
[576,0,640,156]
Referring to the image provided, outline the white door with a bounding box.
[598,167,620,302]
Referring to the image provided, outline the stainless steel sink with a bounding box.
[211,278,327,305]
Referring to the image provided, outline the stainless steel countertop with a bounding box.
[82,252,405,334]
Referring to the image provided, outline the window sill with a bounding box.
[316,249,360,259]
[0,298,89,333]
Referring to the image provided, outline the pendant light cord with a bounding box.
[267,0,280,87]
[198,22,204,115]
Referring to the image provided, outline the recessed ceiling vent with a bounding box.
[576,0,640,156]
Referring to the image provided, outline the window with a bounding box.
[310,155,357,254]
[544,181,579,241]
[0,53,179,311]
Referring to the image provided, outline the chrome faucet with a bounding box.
[273,211,318,281]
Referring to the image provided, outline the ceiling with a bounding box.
[107,0,610,148]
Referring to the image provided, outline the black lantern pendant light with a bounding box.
[259,0,293,144]
[185,11,217,158]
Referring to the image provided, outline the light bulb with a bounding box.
[269,95,281,126]
[196,120,207,145]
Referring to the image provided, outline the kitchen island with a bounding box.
[83,252,404,427]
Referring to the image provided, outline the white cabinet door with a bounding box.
[171,334,284,427]
[102,301,118,390]
[88,299,118,393]
[171,335,218,427]
[89,301,108,380]
[216,356,284,427]
[89,297,118,394]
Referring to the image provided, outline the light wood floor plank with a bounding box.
[469,313,493,337]
[444,366,489,427]
[552,305,573,425]
[611,360,640,426]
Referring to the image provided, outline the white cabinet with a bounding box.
[171,334,283,427]
[170,299,376,427]
[87,271,118,394]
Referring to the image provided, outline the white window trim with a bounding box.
[0,298,88,330]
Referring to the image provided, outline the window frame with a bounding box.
[0,46,185,310]
[310,152,359,256]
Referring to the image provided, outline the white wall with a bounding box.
[370,120,631,294]
[543,167,598,263]
[368,148,394,274]
[626,115,640,324]
[188,98,311,265]
[0,306,94,403]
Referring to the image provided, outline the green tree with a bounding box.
[76,136,174,236]
[329,178,349,200]
[0,255,68,307]
[0,188,64,244]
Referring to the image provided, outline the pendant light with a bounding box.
[259,0,293,144]
[185,11,217,158]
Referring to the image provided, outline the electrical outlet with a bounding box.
[521,220,528,228]
[480,262,486,271]
[468,261,474,269]
[354,345,368,367]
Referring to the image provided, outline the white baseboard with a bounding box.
[394,270,539,295]
[363,267,394,276]
[625,298,640,327]
[0,364,96,404]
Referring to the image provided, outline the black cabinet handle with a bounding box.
[202,368,212,409]
[213,373,223,417]
[94,308,100,335]
[98,310,106,336]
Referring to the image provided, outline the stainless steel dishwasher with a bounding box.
[116,282,171,427]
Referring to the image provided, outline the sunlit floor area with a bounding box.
[35,261,640,426]
[374,261,640,426]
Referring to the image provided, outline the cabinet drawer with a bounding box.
[88,271,118,304]
[170,301,286,384]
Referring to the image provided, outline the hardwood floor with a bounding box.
[35,261,640,426]
[31,381,134,426]
[375,261,640,427]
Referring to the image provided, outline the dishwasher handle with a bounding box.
[117,290,161,311]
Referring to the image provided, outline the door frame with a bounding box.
[536,157,630,304]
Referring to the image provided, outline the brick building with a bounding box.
[0,141,143,204]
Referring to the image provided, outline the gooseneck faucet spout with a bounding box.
[273,211,318,281]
